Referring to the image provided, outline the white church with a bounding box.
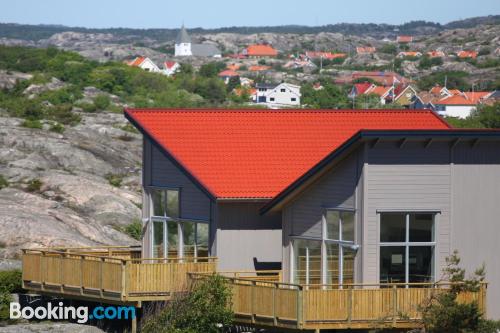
[175,25,222,58]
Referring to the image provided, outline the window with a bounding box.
[292,209,357,286]
[291,97,297,102]
[150,188,209,259]
[325,210,356,285]
[270,97,275,102]
[280,88,286,92]
[379,213,435,284]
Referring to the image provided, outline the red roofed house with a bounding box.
[162,61,180,76]
[126,56,161,73]
[20,108,500,330]
[218,69,240,84]
[397,35,413,43]
[427,50,446,58]
[356,46,376,55]
[305,51,347,60]
[123,108,500,322]
[434,90,492,118]
[457,50,478,59]
[243,44,278,57]
[248,65,271,72]
[349,82,376,97]
[397,51,422,58]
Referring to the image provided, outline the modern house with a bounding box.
[21,109,500,331]
[255,82,301,107]
[174,25,222,58]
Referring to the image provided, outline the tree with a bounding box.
[419,250,500,333]
[226,76,240,93]
[141,274,233,333]
[379,43,398,55]
[199,62,226,78]
[301,81,351,109]
[417,71,468,91]
[419,55,443,69]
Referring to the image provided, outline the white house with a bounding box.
[434,95,477,118]
[175,25,221,58]
[255,82,301,107]
[127,57,161,73]
[162,61,180,76]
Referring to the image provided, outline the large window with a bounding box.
[292,209,357,286]
[151,188,209,259]
[379,212,435,284]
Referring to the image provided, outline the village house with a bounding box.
[393,85,419,107]
[126,56,161,73]
[248,65,271,72]
[218,69,239,84]
[396,35,413,43]
[162,61,180,76]
[255,82,301,107]
[174,25,222,58]
[356,46,376,55]
[427,50,446,58]
[434,92,491,118]
[336,71,407,86]
[305,51,347,60]
[457,50,478,59]
[397,51,422,58]
[242,44,279,58]
[21,108,500,332]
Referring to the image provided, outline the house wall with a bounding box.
[216,202,282,271]
[142,138,212,257]
[266,84,301,106]
[437,105,475,118]
[175,42,192,56]
[281,151,362,282]
[450,141,500,319]
[280,138,500,318]
[140,59,160,72]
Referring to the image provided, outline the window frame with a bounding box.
[290,208,358,287]
[148,186,209,259]
[378,211,438,285]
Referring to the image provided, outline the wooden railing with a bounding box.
[22,248,217,302]
[189,273,487,330]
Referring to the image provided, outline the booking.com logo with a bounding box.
[10,302,136,323]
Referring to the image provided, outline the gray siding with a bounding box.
[282,152,361,282]
[148,140,211,221]
[216,202,282,271]
[142,138,212,258]
[451,141,500,319]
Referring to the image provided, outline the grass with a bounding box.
[50,122,65,133]
[0,175,8,190]
[26,178,43,192]
[105,173,124,187]
[123,220,142,240]
[21,119,43,129]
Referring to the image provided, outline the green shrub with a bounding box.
[0,270,22,294]
[27,178,43,192]
[0,175,8,190]
[0,270,22,321]
[141,274,233,333]
[79,102,97,113]
[123,220,142,240]
[21,119,43,129]
[420,251,496,333]
[105,173,124,187]
[120,123,139,133]
[93,94,111,110]
[50,122,65,133]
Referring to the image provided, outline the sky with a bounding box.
[0,0,499,29]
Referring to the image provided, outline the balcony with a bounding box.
[22,247,217,304]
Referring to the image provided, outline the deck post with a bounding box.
[297,286,303,329]
[121,260,127,300]
[79,255,84,295]
[272,283,277,326]
[347,285,352,325]
[392,285,398,326]
[59,253,64,293]
[131,314,137,333]
[99,257,104,298]
[40,251,44,291]
[251,280,256,324]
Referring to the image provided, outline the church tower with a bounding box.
[175,25,192,56]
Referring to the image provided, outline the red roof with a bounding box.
[457,50,478,59]
[463,91,491,103]
[248,65,271,72]
[436,95,476,105]
[354,83,374,94]
[245,44,278,57]
[218,69,239,77]
[164,61,178,69]
[128,56,146,67]
[397,35,413,43]
[125,109,450,199]
[306,51,347,59]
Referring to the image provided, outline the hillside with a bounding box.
[1,15,499,42]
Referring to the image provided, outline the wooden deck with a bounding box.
[22,247,217,304]
[22,247,487,331]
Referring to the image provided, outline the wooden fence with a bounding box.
[189,273,487,330]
